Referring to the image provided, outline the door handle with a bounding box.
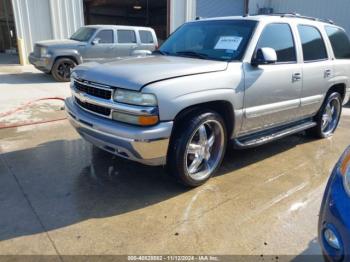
[292,73,301,82]
[324,69,332,78]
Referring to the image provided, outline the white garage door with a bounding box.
[196,0,245,18]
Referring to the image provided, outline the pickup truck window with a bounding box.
[117,30,137,43]
[159,20,257,61]
[298,25,328,62]
[70,27,96,42]
[325,26,350,59]
[95,30,114,44]
[255,23,296,63]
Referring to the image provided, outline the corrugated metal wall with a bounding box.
[12,0,84,63]
[248,0,270,14]
[196,0,244,18]
[251,0,350,34]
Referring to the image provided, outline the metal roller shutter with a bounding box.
[196,0,245,18]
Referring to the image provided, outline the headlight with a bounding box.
[40,47,50,57]
[340,149,350,196]
[114,89,157,106]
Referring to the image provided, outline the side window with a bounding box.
[117,30,137,44]
[298,25,328,61]
[139,30,154,44]
[325,26,350,59]
[94,30,114,44]
[256,23,296,63]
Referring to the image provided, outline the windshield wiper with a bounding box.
[175,51,208,59]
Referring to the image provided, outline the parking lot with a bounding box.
[1,65,350,259]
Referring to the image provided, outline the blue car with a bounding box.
[319,146,350,262]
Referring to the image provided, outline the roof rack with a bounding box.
[252,13,334,24]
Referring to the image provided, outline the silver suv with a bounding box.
[65,14,350,187]
[29,25,158,82]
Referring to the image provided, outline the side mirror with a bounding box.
[92,38,100,45]
[131,50,152,57]
[251,47,277,66]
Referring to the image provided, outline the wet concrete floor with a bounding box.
[1,109,350,258]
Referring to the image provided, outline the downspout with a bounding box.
[244,0,249,15]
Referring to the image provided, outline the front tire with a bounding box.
[167,110,227,187]
[308,92,342,138]
[51,58,76,82]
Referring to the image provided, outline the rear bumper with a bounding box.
[65,97,173,166]
[29,53,53,73]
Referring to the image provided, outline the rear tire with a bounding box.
[51,58,76,82]
[167,110,227,187]
[307,92,342,138]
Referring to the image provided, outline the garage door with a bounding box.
[196,0,244,18]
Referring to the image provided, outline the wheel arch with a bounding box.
[51,49,83,66]
[169,100,235,143]
[327,83,346,103]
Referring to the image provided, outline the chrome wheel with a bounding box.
[185,120,225,181]
[322,96,341,135]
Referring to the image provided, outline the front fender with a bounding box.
[142,63,245,136]
[51,49,83,65]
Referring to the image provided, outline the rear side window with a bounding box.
[298,25,328,61]
[325,26,350,59]
[117,30,136,43]
[95,30,114,44]
[256,23,296,63]
[139,30,154,44]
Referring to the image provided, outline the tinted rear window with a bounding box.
[140,30,154,44]
[325,26,350,59]
[117,30,136,43]
[298,25,328,61]
[256,23,296,63]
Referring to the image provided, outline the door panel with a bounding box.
[242,63,302,133]
[84,29,116,62]
[241,23,302,134]
[116,30,138,57]
[297,25,333,117]
[300,61,332,116]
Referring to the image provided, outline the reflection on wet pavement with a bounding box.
[0,111,349,255]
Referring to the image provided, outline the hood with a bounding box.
[73,55,228,91]
[36,39,84,48]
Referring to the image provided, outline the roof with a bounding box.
[194,13,340,27]
[83,25,155,30]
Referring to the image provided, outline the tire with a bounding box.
[51,58,76,82]
[167,110,227,187]
[307,92,342,138]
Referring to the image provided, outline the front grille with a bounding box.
[76,98,111,116]
[75,81,112,100]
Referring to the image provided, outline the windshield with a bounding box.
[159,20,257,61]
[70,27,96,42]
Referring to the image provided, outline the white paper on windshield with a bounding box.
[214,36,243,50]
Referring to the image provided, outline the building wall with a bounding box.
[196,0,244,18]
[12,0,84,64]
[169,0,196,32]
[249,0,350,34]
[170,0,247,32]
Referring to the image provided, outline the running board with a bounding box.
[233,121,317,148]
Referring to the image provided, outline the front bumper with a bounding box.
[29,53,53,73]
[318,152,350,261]
[65,97,173,166]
